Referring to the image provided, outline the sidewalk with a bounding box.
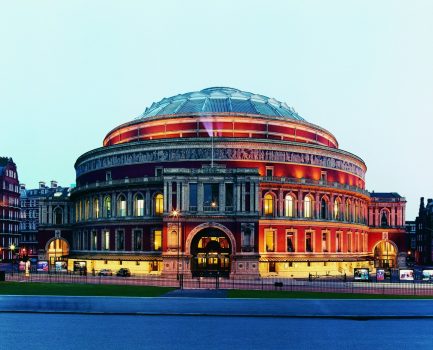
[1,294,433,319]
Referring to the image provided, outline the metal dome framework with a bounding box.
[137,87,305,121]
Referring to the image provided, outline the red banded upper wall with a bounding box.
[103,115,339,149]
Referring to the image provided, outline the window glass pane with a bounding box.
[154,230,162,251]
[189,183,197,210]
[265,229,274,252]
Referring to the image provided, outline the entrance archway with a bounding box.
[190,228,232,277]
[45,238,70,266]
[373,240,397,268]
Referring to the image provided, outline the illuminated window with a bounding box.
[134,193,144,216]
[284,194,294,217]
[153,230,162,251]
[104,195,111,218]
[345,200,351,221]
[265,229,275,252]
[93,197,99,219]
[117,194,127,217]
[155,194,163,216]
[264,193,274,216]
[304,196,312,218]
[333,199,341,220]
[169,230,178,248]
[103,230,110,250]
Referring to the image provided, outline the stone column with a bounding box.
[48,205,53,224]
[254,182,259,213]
[374,207,379,227]
[278,188,283,217]
[241,182,246,212]
[198,182,204,212]
[168,181,173,212]
[298,190,303,217]
[145,190,150,216]
[391,206,396,227]
[219,182,225,213]
[127,191,133,216]
[111,193,116,217]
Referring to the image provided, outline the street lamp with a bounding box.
[9,244,15,276]
[171,209,181,282]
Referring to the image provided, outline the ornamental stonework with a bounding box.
[76,147,365,179]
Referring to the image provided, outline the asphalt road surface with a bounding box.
[1,313,432,350]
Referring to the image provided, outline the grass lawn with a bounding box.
[0,282,174,297]
[228,290,433,299]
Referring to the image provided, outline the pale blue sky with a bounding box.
[1,1,432,219]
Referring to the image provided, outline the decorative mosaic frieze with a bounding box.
[76,147,365,179]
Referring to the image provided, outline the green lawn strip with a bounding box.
[228,290,433,299]
[0,282,175,297]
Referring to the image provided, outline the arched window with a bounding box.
[104,195,112,218]
[134,193,144,216]
[355,202,359,223]
[169,230,178,248]
[117,194,127,217]
[85,199,90,220]
[284,194,294,217]
[264,193,274,216]
[381,210,389,227]
[304,195,312,218]
[321,197,328,219]
[345,200,351,222]
[155,193,164,216]
[54,207,62,225]
[333,199,341,220]
[93,197,99,219]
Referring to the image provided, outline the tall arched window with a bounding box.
[284,194,294,217]
[321,198,328,219]
[117,194,127,217]
[355,202,359,223]
[54,207,63,225]
[93,197,99,219]
[264,193,274,216]
[85,199,90,220]
[155,193,163,216]
[104,195,112,218]
[304,195,312,218]
[381,210,389,227]
[345,200,351,222]
[333,199,341,220]
[134,193,144,216]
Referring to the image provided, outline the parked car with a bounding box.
[116,268,131,277]
[98,269,113,276]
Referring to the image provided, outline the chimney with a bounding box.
[50,180,58,188]
[419,197,425,216]
[20,183,26,190]
[39,181,46,189]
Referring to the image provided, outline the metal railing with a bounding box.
[4,271,433,296]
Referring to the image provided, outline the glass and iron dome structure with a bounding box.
[137,87,305,120]
[103,87,339,148]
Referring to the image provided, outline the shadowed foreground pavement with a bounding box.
[1,294,433,318]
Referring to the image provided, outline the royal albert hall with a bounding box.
[68,87,407,278]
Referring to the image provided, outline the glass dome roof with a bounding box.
[136,87,305,121]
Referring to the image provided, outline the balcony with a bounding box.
[261,176,369,196]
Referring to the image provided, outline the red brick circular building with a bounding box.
[68,87,406,278]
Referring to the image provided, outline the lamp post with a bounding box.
[9,243,15,276]
[171,209,181,282]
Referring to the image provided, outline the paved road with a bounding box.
[0,313,432,350]
[2,296,433,318]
